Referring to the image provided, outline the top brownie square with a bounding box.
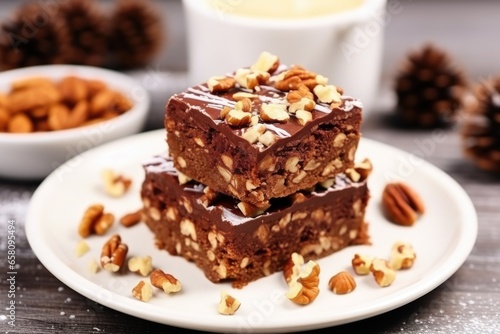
[165,52,363,211]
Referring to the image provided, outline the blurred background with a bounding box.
[2,0,498,129]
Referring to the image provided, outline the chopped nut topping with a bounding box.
[225,109,252,127]
[251,51,280,73]
[296,109,313,125]
[313,84,342,104]
[242,124,266,144]
[234,68,269,90]
[260,103,289,123]
[232,92,258,100]
[207,76,236,93]
[258,130,276,146]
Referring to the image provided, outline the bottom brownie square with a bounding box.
[140,155,370,288]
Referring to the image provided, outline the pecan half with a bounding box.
[100,234,128,272]
[382,182,425,226]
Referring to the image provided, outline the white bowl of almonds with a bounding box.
[0,65,149,180]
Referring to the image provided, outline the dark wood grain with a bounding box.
[1,0,500,333]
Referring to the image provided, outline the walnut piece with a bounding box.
[128,255,153,276]
[207,76,236,93]
[74,240,90,257]
[285,259,320,305]
[101,169,132,197]
[260,103,289,123]
[132,280,153,302]
[328,271,356,294]
[382,182,425,226]
[250,51,280,73]
[78,204,115,238]
[150,269,182,294]
[370,258,396,287]
[390,241,416,270]
[351,253,373,275]
[100,234,128,272]
[217,291,241,315]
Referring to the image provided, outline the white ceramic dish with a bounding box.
[0,65,150,180]
[26,130,477,333]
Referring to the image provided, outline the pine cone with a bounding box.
[394,44,467,128]
[0,3,70,70]
[108,0,164,69]
[461,77,500,173]
[58,0,108,67]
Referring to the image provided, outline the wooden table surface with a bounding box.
[1,1,500,333]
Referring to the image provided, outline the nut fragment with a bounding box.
[207,76,236,93]
[390,241,416,270]
[242,124,266,144]
[237,201,269,217]
[283,252,304,284]
[100,234,128,272]
[313,84,342,104]
[94,213,114,235]
[132,280,153,302]
[251,51,280,73]
[101,169,132,197]
[78,205,104,238]
[75,240,90,257]
[382,182,425,226]
[285,260,321,305]
[351,253,373,275]
[370,258,396,287]
[120,210,142,227]
[274,67,317,91]
[234,68,270,90]
[150,269,182,294]
[260,103,289,123]
[354,158,373,182]
[225,108,252,127]
[328,271,356,294]
[128,256,153,276]
[217,291,241,315]
[296,109,313,125]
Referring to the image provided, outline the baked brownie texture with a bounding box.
[141,155,370,288]
[165,52,363,208]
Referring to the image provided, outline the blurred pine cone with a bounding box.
[394,44,467,128]
[59,0,108,67]
[108,0,164,69]
[461,77,500,173]
[0,3,70,70]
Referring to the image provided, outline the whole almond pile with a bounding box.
[0,76,133,133]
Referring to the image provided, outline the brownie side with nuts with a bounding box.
[140,155,370,289]
[165,52,362,209]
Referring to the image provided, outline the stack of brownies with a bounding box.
[140,52,372,288]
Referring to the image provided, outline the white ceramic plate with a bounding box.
[26,129,478,333]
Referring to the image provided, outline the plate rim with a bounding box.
[25,129,478,333]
